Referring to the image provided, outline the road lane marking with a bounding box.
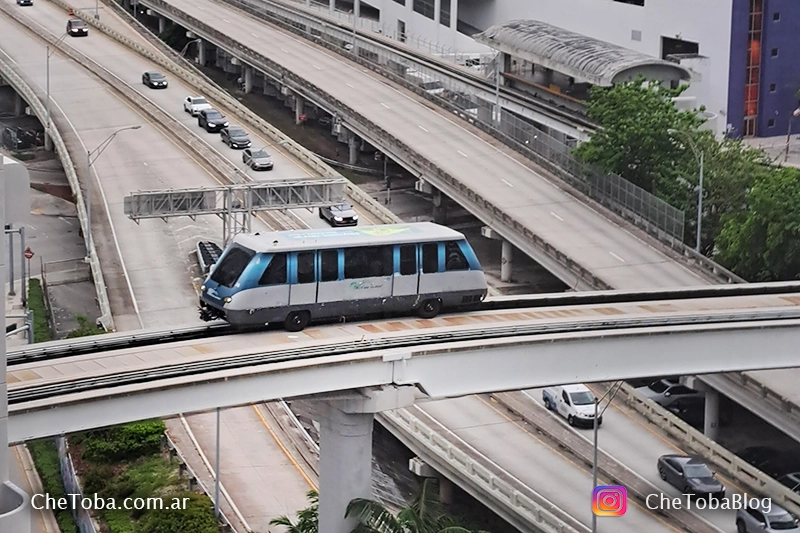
[312,64,321,70]
[346,83,354,88]
[609,251,626,263]
[250,32,258,37]
[223,18,230,23]
[381,102,390,109]
[457,150,468,158]
[418,125,428,132]
[550,211,563,221]
[251,404,317,490]
[501,179,514,188]
[280,48,289,53]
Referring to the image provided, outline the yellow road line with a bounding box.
[251,403,318,490]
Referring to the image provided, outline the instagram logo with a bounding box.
[592,486,627,516]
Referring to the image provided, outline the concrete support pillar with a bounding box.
[348,133,359,165]
[439,477,454,505]
[433,0,441,23]
[432,188,446,224]
[158,15,167,34]
[244,66,254,94]
[704,389,719,440]
[501,240,513,282]
[329,0,334,15]
[543,68,554,86]
[294,93,305,125]
[197,40,207,67]
[14,93,24,117]
[44,132,53,152]
[450,0,458,30]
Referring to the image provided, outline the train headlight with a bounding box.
[224,297,232,304]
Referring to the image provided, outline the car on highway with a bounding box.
[220,126,251,149]
[17,0,33,6]
[779,473,800,494]
[542,384,601,428]
[198,109,229,133]
[636,378,703,407]
[736,503,800,533]
[657,455,725,498]
[319,202,358,227]
[67,19,88,36]
[242,148,273,170]
[142,71,168,89]
[183,96,212,116]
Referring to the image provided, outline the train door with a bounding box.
[342,245,393,314]
[417,242,442,296]
[317,248,345,304]
[255,253,289,308]
[288,251,317,307]
[392,244,419,300]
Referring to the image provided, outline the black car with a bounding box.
[220,126,251,149]
[657,455,725,498]
[778,472,800,494]
[67,19,88,36]
[142,71,168,89]
[17,0,33,6]
[198,109,229,133]
[319,203,358,227]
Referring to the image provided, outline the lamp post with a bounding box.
[179,38,202,58]
[86,126,141,253]
[668,128,704,253]
[46,33,69,151]
[784,107,800,163]
[591,382,623,533]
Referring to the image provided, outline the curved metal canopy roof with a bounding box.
[474,20,691,87]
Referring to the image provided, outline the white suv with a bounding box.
[542,384,601,428]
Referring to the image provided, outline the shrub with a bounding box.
[82,420,166,463]
[27,439,78,533]
[136,492,218,533]
[27,279,53,342]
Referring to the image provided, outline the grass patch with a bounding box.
[27,279,53,342]
[26,440,79,533]
[12,151,35,161]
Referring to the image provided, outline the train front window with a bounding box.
[445,241,468,271]
[259,253,287,285]
[210,246,255,287]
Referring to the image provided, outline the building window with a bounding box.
[768,118,775,127]
[773,12,780,20]
[771,48,778,57]
[439,0,450,27]
[661,36,699,59]
[614,0,644,5]
[631,30,642,42]
[397,19,406,42]
[743,0,764,137]
[413,0,435,19]
[770,83,776,92]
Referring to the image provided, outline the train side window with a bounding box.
[371,246,394,276]
[422,243,439,273]
[210,246,255,287]
[297,252,315,284]
[344,247,369,278]
[320,249,339,282]
[258,253,287,285]
[445,241,468,271]
[399,244,417,275]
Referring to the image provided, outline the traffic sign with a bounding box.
[24,247,34,260]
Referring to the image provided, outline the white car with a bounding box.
[542,384,601,428]
[183,96,212,117]
[635,378,703,408]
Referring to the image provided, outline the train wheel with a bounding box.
[417,298,442,319]
[284,311,310,332]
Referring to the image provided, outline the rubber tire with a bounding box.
[736,521,747,533]
[543,397,552,410]
[417,298,442,319]
[658,467,667,481]
[567,415,575,427]
[319,209,325,219]
[284,311,310,332]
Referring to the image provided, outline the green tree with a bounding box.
[345,478,474,533]
[574,77,704,195]
[270,490,319,533]
[716,166,800,281]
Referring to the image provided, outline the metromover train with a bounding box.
[198,223,488,331]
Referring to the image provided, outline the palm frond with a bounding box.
[346,498,404,533]
[270,515,296,528]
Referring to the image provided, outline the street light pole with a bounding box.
[591,382,623,533]
[86,125,141,253]
[784,108,800,163]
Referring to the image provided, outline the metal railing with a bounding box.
[56,437,99,533]
[379,409,587,533]
[0,39,115,331]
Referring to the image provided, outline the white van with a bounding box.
[542,384,602,428]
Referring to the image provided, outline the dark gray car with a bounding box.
[319,203,358,226]
[242,148,273,170]
[198,109,229,133]
[220,126,251,149]
[657,455,725,498]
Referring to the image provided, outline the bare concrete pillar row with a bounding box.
[704,389,719,440]
[439,477,454,505]
[295,93,305,125]
[501,240,513,282]
[348,133,359,165]
[158,15,166,35]
[197,39,207,67]
[14,93,24,117]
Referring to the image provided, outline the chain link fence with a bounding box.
[57,437,99,533]
[224,0,686,240]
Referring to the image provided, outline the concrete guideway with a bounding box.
[143,0,710,291]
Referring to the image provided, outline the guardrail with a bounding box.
[64,0,404,228]
[56,436,99,533]
[0,42,115,331]
[612,383,800,517]
[379,409,587,533]
[135,0,613,291]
